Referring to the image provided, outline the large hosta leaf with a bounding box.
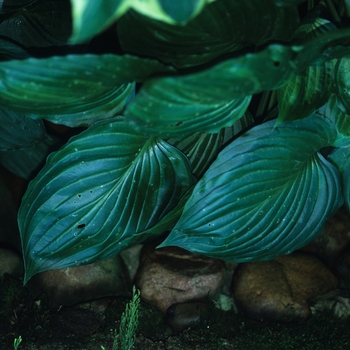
[329,146,350,213]
[70,0,215,43]
[159,115,343,261]
[118,0,298,69]
[0,0,72,48]
[0,54,174,126]
[0,109,48,151]
[277,59,336,123]
[125,44,297,138]
[19,118,194,283]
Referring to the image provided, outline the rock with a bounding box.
[301,206,350,264]
[165,301,209,331]
[0,248,23,278]
[232,252,339,322]
[27,255,130,309]
[275,253,339,301]
[333,249,350,287]
[310,289,350,319]
[135,244,226,313]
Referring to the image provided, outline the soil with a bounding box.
[1,274,350,350]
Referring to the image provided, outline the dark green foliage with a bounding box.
[0,0,350,281]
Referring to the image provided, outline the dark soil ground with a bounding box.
[1,274,350,350]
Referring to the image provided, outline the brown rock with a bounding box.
[27,255,130,309]
[275,252,339,301]
[233,260,310,322]
[135,244,226,313]
[233,252,339,322]
[166,301,209,331]
[0,248,23,278]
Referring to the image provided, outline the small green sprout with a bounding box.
[102,286,141,350]
[117,285,140,350]
[13,335,22,350]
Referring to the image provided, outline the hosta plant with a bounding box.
[0,0,350,284]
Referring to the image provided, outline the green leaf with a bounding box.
[276,18,339,123]
[293,18,337,43]
[329,147,350,213]
[159,115,343,262]
[125,44,297,138]
[167,111,254,178]
[0,136,62,179]
[0,0,72,47]
[332,56,350,117]
[138,186,195,237]
[0,54,174,127]
[0,109,48,151]
[70,0,215,43]
[118,10,245,70]
[295,27,350,71]
[273,0,306,5]
[0,0,36,13]
[318,94,350,147]
[0,37,29,60]
[118,0,298,69]
[277,59,336,123]
[18,118,194,283]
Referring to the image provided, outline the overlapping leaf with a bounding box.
[125,44,297,138]
[293,18,337,43]
[0,136,62,179]
[167,111,254,178]
[159,115,343,261]
[0,37,29,60]
[277,18,338,123]
[18,118,194,283]
[0,0,35,13]
[318,94,350,147]
[277,59,336,123]
[0,54,174,126]
[332,56,350,117]
[0,109,48,151]
[70,0,215,43]
[0,0,71,48]
[295,26,350,71]
[118,0,298,68]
